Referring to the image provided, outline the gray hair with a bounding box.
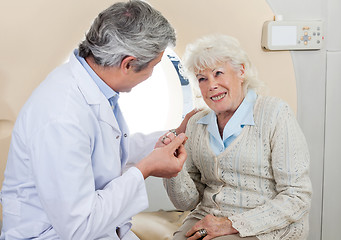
[183,34,263,103]
[78,0,176,71]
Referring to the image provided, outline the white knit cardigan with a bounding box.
[164,95,312,240]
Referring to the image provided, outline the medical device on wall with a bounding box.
[261,17,324,50]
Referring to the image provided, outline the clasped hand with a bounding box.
[136,132,187,179]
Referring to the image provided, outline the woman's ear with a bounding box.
[239,64,245,81]
[121,56,136,73]
[240,64,245,75]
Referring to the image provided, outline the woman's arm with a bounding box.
[163,116,206,211]
[229,101,312,237]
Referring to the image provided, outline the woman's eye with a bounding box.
[215,71,223,77]
[198,77,206,82]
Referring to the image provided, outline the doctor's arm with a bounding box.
[30,120,149,240]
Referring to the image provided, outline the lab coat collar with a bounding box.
[68,50,120,132]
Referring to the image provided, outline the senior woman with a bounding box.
[163,35,312,240]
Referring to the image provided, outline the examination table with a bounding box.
[131,210,190,240]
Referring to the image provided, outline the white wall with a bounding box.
[267,0,341,239]
[322,1,341,239]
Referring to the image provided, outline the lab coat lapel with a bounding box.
[69,51,130,165]
[69,52,121,133]
[98,99,121,133]
[82,83,121,134]
[115,104,130,166]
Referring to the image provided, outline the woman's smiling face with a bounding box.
[196,61,245,118]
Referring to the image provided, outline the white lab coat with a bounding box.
[0,52,163,239]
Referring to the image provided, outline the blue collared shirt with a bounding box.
[197,90,257,155]
[75,49,118,103]
[75,50,127,159]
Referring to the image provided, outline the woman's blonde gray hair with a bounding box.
[183,35,263,106]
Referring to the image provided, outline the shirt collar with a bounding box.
[236,89,256,127]
[197,89,257,141]
[74,49,118,102]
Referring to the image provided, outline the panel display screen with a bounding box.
[271,26,297,46]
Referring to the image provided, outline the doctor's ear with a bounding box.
[121,56,136,73]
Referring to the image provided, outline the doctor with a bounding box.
[0,1,189,239]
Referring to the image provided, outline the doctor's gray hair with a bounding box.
[78,0,176,72]
[183,34,263,97]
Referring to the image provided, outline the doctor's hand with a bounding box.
[136,133,187,179]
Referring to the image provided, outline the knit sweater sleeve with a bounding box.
[163,113,206,211]
[229,100,312,237]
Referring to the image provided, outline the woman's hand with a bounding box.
[154,109,200,149]
[186,214,238,240]
[155,131,177,148]
[176,109,201,135]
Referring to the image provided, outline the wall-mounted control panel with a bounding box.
[261,19,324,50]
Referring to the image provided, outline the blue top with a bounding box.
[197,90,257,155]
